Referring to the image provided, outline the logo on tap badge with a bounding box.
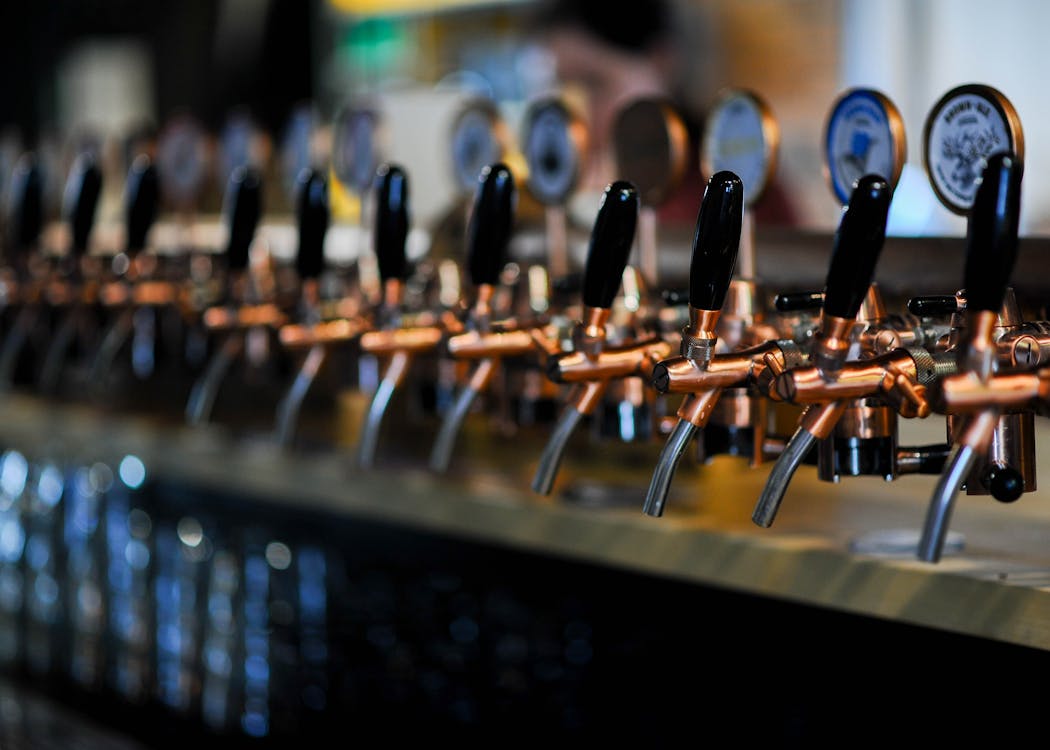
[824,89,905,206]
[923,84,1023,215]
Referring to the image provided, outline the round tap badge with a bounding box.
[450,98,507,196]
[824,88,906,206]
[332,104,382,196]
[701,89,779,207]
[923,84,1024,215]
[157,115,210,210]
[523,97,587,206]
[612,97,689,207]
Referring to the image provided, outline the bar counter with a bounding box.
[5,391,1050,655]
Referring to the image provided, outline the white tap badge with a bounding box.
[923,84,1023,215]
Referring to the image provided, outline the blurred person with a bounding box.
[530,0,799,228]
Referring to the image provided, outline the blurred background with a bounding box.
[4,0,1050,245]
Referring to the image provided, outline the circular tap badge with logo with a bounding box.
[923,84,1024,215]
[824,88,905,206]
[701,89,778,207]
[524,99,584,206]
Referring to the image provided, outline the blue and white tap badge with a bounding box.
[824,89,904,206]
[924,84,1021,214]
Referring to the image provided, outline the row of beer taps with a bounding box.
[0,83,1046,566]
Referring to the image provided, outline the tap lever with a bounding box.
[467,163,516,291]
[687,170,742,312]
[65,154,104,261]
[581,180,639,311]
[7,154,44,264]
[223,165,263,274]
[295,168,329,283]
[821,174,891,322]
[373,163,410,288]
[124,155,160,257]
[963,152,1022,315]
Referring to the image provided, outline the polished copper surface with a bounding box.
[550,337,672,383]
[359,325,444,355]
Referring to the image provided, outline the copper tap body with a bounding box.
[547,337,673,385]
[654,339,793,394]
[772,348,929,417]
[929,368,1050,415]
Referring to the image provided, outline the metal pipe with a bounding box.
[642,419,699,517]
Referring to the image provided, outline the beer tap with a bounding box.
[270,167,333,446]
[271,162,405,449]
[80,153,167,396]
[751,174,893,528]
[918,151,1025,562]
[355,164,516,469]
[691,88,791,464]
[33,151,116,396]
[427,160,547,473]
[644,170,778,517]
[531,180,673,495]
[184,164,271,426]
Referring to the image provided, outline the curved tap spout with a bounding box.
[918,152,1024,562]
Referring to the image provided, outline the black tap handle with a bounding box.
[64,154,103,259]
[822,174,891,320]
[295,168,329,281]
[689,170,742,311]
[223,165,262,272]
[8,155,43,257]
[582,180,639,310]
[373,163,409,284]
[963,152,1023,313]
[466,163,516,288]
[125,155,160,255]
[774,291,825,313]
[907,295,959,317]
